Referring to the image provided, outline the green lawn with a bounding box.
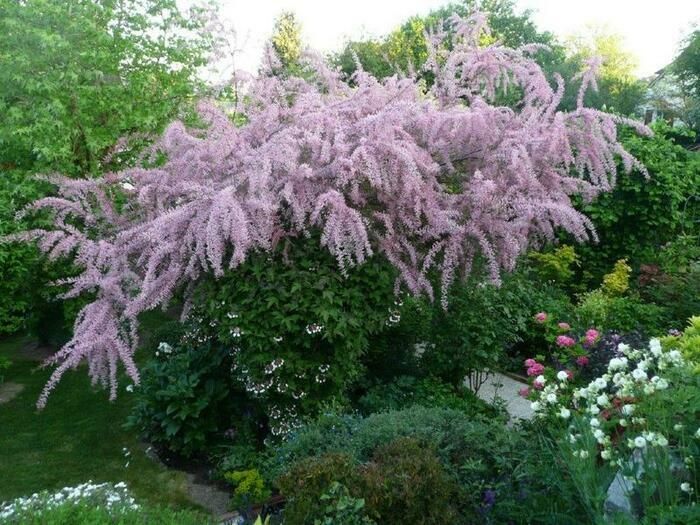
[0,335,196,510]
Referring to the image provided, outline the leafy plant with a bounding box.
[197,236,397,436]
[528,245,579,285]
[314,482,376,525]
[127,337,254,457]
[224,469,271,511]
[0,355,11,385]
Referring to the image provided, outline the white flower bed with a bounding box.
[0,481,138,522]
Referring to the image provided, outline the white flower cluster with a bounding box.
[155,341,173,358]
[532,338,698,468]
[305,323,324,335]
[0,482,138,522]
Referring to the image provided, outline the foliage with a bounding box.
[197,237,397,436]
[354,375,500,417]
[662,316,700,374]
[10,14,650,406]
[573,121,700,283]
[335,0,561,81]
[223,469,271,511]
[0,482,210,525]
[0,0,213,176]
[277,438,460,525]
[528,245,579,285]
[314,482,376,525]
[639,235,700,328]
[525,337,700,522]
[127,338,252,457]
[269,11,303,75]
[672,30,700,131]
[275,453,360,525]
[602,259,632,296]
[575,290,668,335]
[0,355,11,385]
[362,437,461,523]
[561,26,646,115]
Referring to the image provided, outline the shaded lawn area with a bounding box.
[0,335,196,510]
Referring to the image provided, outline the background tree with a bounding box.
[671,29,700,132]
[268,11,303,76]
[560,26,646,114]
[334,0,564,82]
[0,0,215,337]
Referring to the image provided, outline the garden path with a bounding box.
[472,372,533,421]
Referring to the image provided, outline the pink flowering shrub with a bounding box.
[8,13,649,406]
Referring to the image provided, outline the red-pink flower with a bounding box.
[583,328,600,348]
[524,358,537,368]
[533,379,545,390]
[556,335,576,348]
[558,322,571,331]
[518,387,530,398]
[576,355,589,366]
[534,312,548,323]
[566,370,574,380]
[526,363,545,376]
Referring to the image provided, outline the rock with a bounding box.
[0,382,24,404]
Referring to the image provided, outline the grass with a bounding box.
[0,334,196,510]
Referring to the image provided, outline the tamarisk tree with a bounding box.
[10,14,649,407]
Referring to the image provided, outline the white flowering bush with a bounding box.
[0,481,210,524]
[0,482,137,522]
[526,337,700,519]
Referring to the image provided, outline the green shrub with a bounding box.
[224,469,271,511]
[276,453,361,525]
[354,375,503,417]
[313,482,376,525]
[573,121,700,284]
[277,439,459,525]
[421,269,571,386]
[361,437,460,524]
[662,316,700,372]
[575,289,668,334]
[127,337,255,457]
[528,245,579,285]
[195,236,397,437]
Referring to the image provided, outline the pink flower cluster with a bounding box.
[583,328,600,347]
[576,355,590,366]
[556,335,576,348]
[534,312,547,323]
[524,358,545,376]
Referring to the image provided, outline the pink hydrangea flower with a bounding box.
[585,328,599,339]
[524,358,537,368]
[556,335,576,348]
[518,387,530,398]
[576,355,589,366]
[533,379,545,390]
[558,322,571,331]
[526,363,545,376]
[534,312,547,323]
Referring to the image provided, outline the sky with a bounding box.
[207,0,700,79]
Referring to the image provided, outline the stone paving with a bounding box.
[471,371,533,421]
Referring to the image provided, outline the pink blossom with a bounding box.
[558,322,571,331]
[576,355,589,366]
[566,370,574,380]
[556,335,576,348]
[526,363,545,376]
[533,379,545,390]
[518,387,530,398]
[8,13,650,407]
[585,328,600,339]
[524,358,537,368]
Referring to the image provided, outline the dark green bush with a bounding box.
[276,453,361,525]
[127,337,256,457]
[277,439,460,525]
[354,375,503,417]
[313,482,376,525]
[573,121,700,285]
[421,268,573,386]
[361,437,460,524]
[195,236,397,437]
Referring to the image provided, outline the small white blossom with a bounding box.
[559,407,571,419]
[634,436,647,448]
[557,370,568,381]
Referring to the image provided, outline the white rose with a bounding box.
[557,370,568,381]
[634,436,647,448]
